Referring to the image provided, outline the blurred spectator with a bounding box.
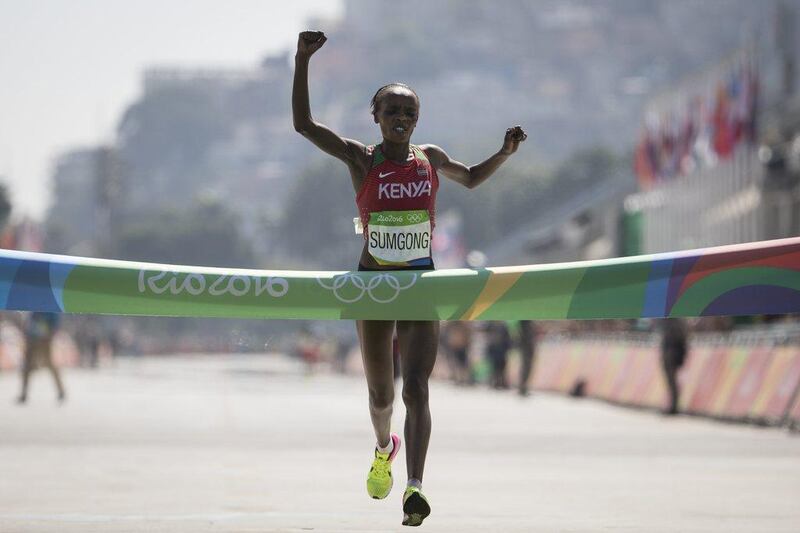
[485,322,511,390]
[332,331,353,374]
[75,316,103,368]
[517,320,538,397]
[17,312,66,404]
[296,325,321,374]
[660,318,688,415]
[442,321,473,385]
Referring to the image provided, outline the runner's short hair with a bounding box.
[370,83,419,115]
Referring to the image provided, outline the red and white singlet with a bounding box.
[355,144,439,267]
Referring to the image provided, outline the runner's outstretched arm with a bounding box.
[422,126,527,189]
[292,31,365,166]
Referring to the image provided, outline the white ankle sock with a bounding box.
[407,478,422,489]
[377,437,393,454]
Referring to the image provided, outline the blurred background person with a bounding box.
[442,321,473,386]
[295,324,322,375]
[17,311,66,404]
[660,317,689,415]
[332,329,354,375]
[75,315,103,368]
[485,321,511,390]
[517,320,538,397]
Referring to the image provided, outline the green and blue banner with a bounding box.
[1,237,799,320]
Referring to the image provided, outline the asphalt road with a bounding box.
[1,355,798,532]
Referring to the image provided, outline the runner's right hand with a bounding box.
[297,31,327,58]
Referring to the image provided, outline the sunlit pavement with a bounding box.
[0,354,798,533]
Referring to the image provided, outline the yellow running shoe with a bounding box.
[366,433,401,499]
[402,485,431,527]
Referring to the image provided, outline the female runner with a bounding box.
[292,30,526,527]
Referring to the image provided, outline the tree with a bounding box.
[276,159,363,269]
[116,195,254,268]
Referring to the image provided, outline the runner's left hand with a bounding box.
[500,125,527,155]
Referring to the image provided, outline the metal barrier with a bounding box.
[533,326,800,428]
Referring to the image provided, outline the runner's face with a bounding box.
[374,89,419,143]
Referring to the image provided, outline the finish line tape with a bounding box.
[1,237,799,320]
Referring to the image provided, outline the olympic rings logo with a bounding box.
[407,213,424,224]
[317,272,418,304]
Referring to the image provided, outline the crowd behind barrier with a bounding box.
[532,325,800,430]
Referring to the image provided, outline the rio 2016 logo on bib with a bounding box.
[368,210,431,265]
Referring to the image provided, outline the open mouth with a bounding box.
[393,126,407,134]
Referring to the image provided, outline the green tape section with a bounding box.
[478,267,586,320]
[567,261,651,319]
[338,270,488,320]
[64,266,341,319]
[63,266,491,321]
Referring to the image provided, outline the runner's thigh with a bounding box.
[396,321,439,377]
[357,320,396,387]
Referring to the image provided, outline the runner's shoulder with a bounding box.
[418,144,448,168]
[344,138,372,170]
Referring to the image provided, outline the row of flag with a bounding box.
[634,54,759,189]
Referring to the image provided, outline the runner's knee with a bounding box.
[369,387,394,411]
[402,374,429,407]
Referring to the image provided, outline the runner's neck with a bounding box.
[380,141,412,165]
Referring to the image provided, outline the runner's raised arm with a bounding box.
[292,31,366,170]
[421,126,527,189]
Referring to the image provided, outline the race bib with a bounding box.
[367,210,431,265]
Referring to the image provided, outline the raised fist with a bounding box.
[501,125,527,155]
[297,31,327,58]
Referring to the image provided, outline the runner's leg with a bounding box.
[396,320,439,482]
[357,320,396,447]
